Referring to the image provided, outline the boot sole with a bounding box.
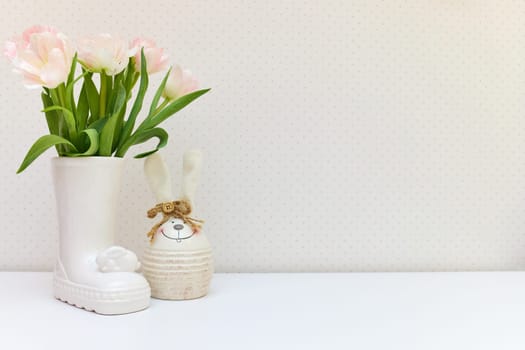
[54,275,151,315]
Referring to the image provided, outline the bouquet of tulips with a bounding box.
[4,26,209,173]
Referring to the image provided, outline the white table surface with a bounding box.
[1,272,525,350]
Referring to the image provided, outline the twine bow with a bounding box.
[146,199,204,243]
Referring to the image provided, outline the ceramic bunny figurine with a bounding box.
[141,150,213,300]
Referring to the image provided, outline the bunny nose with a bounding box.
[174,224,184,230]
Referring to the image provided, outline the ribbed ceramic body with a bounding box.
[142,245,213,300]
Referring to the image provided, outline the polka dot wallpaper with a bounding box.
[0,0,524,272]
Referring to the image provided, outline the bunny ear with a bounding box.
[144,152,174,202]
[181,149,202,207]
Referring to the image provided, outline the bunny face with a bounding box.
[151,217,210,251]
[157,217,195,243]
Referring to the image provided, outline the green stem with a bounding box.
[131,72,139,89]
[44,89,64,154]
[49,88,61,107]
[115,99,162,158]
[57,84,67,107]
[115,136,133,158]
[134,98,171,133]
[49,88,72,153]
[100,71,107,118]
[153,99,170,115]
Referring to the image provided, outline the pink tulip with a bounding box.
[130,38,168,74]
[4,25,58,61]
[21,25,57,44]
[162,65,199,100]
[4,26,73,89]
[77,34,132,76]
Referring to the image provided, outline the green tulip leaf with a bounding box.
[116,49,148,153]
[66,53,78,86]
[17,135,77,174]
[99,81,127,156]
[148,67,171,116]
[87,116,109,133]
[41,92,59,136]
[65,70,89,116]
[65,129,99,156]
[76,85,89,131]
[142,89,210,130]
[130,127,169,158]
[83,73,100,121]
[41,105,77,141]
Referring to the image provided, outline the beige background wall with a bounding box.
[1,0,524,271]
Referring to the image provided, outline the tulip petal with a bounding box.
[40,48,68,88]
[16,50,43,75]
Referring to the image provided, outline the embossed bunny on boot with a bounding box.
[141,151,213,300]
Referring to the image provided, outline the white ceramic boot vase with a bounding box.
[52,157,151,314]
[142,151,213,300]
